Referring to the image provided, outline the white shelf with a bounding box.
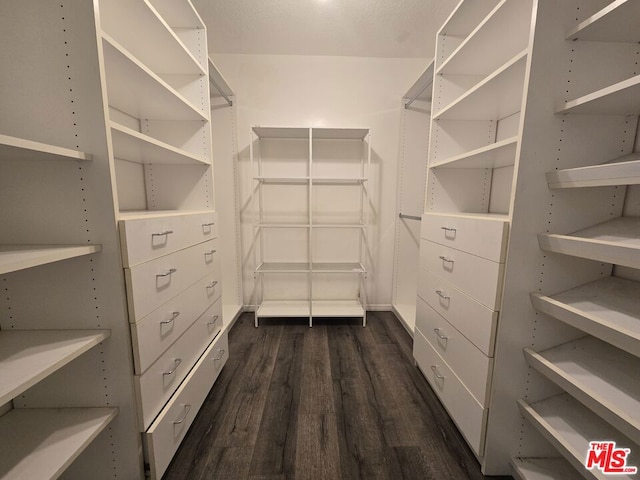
[0,330,110,405]
[256,262,310,273]
[0,245,102,275]
[257,223,310,229]
[312,262,366,273]
[257,300,311,318]
[439,1,501,37]
[519,394,640,480]
[254,176,309,184]
[110,122,208,165]
[403,62,434,104]
[538,216,640,269]
[566,0,640,43]
[312,177,367,185]
[524,335,640,445]
[252,127,310,139]
[312,300,364,317]
[530,276,640,358]
[434,50,527,121]
[557,74,640,115]
[546,153,640,188]
[425,211,510,222]
[118,209,210,220]
[431,136,518,169]
[0,134,91,162]
[256,300,365,318]
[312,224,366,229]
[209,58,234,99]
[0,407,117,480]
[312,128,369,140]
[511,457,584,480]
[149,0,205,29]
[255,262,365,274]
[102,34,207,121]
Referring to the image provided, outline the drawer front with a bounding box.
[413,328,487,457]
[415,296,493,406]
[135,302,222,430]
[421,213,508,262]
[131,281,222,374]
[418,268,498,356]
[420,239,504,310]
[119,211,218,267]
[144,331,228,480]
[125,239,221,321]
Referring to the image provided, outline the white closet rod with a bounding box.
[399,213,422,221]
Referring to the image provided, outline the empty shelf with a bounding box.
[530,276,640,357]
[566,0,640,43]
[439,1,501,38]
[0,134,91,162]
[253,127,310,139]
[546,153,640,188]
[0,245,102,275]
[110,122,208,165]
[149,0,205,29]
[519,394,640,480]
[312,128,369,140]
[538,217,640,269]
[511,457,584,480]
[0,407,117,480]
[312,177,367,185]
[312,300,364,317]
[524,335,640,445]
[254,176,309,184]
[256,300,364,318]
[557,74,640,115]
[256,262,310,273]
[256,223,310,229]
[312,262,366,273]
[257,300,310,318]
[312,224,366,229]
[431,136,518,169]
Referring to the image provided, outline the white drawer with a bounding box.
[131,281,222,374]
[144,331,228,480]
[415,296,493,406]
[420,239,504,310]
[119,211,218,267]
[135,302,222,430]
[418,269,497,356]
[421,213,508,262]
[124,239,221,321]
[413,328,487,457]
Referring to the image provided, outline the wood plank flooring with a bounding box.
[163,312,511,480]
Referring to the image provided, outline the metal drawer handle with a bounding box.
[435,290,450,300]
[156,268,177,278]
[213,349,225,361]
[161,311,180,325]
[173,404,191,425]
[438,255,454,264]
[430,365,445,380]
[204,249,217,256]
[433,328,448,341]
[163,358,182,376]
[440,227,456,233]
[152,230,174,237]
[202,222,215,227]
[206,281,218,289]
[207,315,220,326]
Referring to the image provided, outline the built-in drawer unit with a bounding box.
[144,330,228,480]
[135,301,222,430]
[421,213,509,262]
[416,296,493,406]
[119,211,218,267]
[124,238,221,321]
[420,239,504,310]
[413,327,487,457]
[418,269,498,356]
[131,284,222,374]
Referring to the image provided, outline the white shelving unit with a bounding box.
[511,457,585,480]
[546,153,640,188]
[250,126,371,327]
[0,245,102,276]
[0,134,92,162]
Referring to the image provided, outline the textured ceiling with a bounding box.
[192,0,459,58]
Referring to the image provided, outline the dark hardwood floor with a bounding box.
[163,311,511,480]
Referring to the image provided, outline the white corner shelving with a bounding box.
[511,457,585,480]
[556,74,640,116]
[0,245,102,276]
[566,0,640,43]
[0,134,92,162]
[431,136,518,169]
[546,153,640,188]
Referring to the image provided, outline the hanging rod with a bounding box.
[209,75,233,106]
[399,213,422,221]
[208,58,234,107]
[403,61,434,109]
[404,81,432,109]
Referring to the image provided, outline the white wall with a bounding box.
[212,53,427,307]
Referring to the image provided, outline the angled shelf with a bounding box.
[566,0,640,43]
[256,262,310,273]
[208,58,234,104]
[0,407,117,480]
[404,61,434,108]
[0,134,91,162]
[556,74,640,115]
[110,122,208,165]
[434,50,527,121]
[439,1,501,39]
[149,0,205,29]
[538,216,640,269]
[511,457,584,480]
[0,245,102,275]
[252,127,310,139]
[254,176,309,184]
[531,276,640,358]
[102,34,207,121]
[524,335,640,445]
[431,136,518,169]
[0,330,110,405]
[546,153,640,188]
[519,394,640,480]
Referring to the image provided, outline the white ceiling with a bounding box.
[192,0,459,58]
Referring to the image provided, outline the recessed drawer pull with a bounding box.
[207,315,220,326]
[160,311,180,325]
[435,290,450,300]
[163,358,182,376]
[202,222,215,227]
[204,249,217,256]
[433,328,448,341]
[156,268,177,278]
[173,404,191,425]
[213,349,225,361]
[430,365,445,380]
[152,230,174,237]
[438,255,454,264]
[440,226,456,233]
[206,281,218,289]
